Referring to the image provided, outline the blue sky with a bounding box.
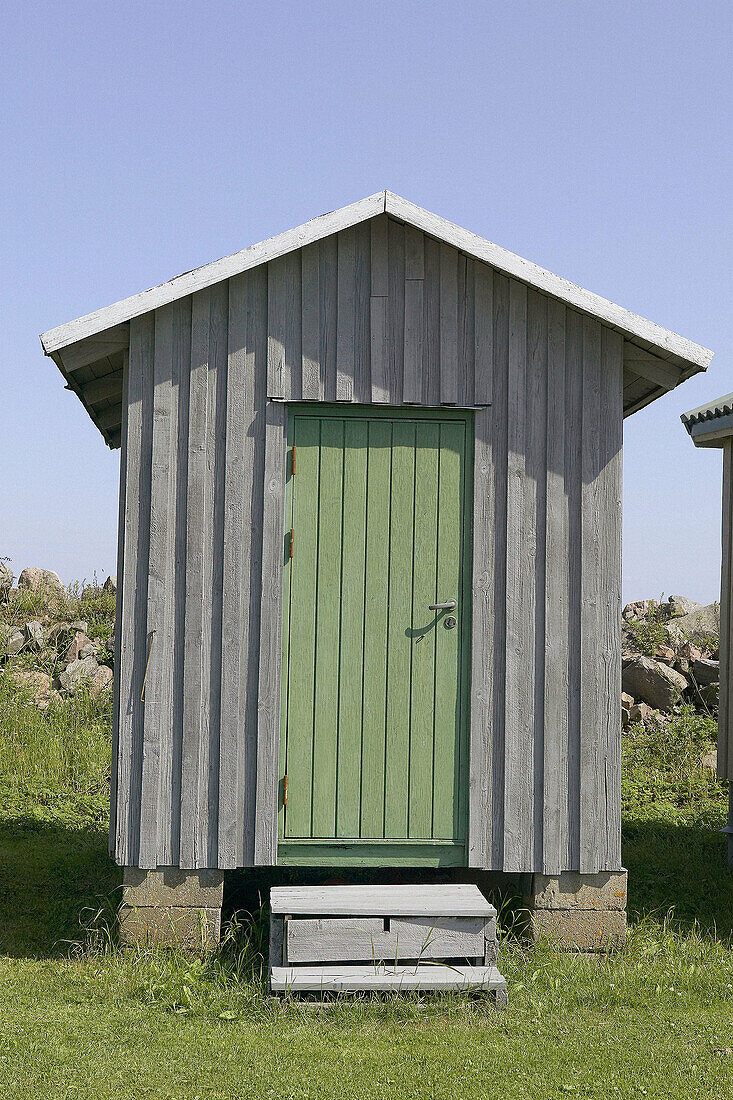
[1,1,730,601]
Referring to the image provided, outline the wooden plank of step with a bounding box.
[270,883,494,917]
[270,963,507,993]
[285,915,487,963]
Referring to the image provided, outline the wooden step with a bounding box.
[270,883,496,918]
[270,962,507,994]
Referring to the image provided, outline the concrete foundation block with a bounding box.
[528,871,628,912]
[122,867,224,908]
[118,904,221,950]
[526,908,627,952]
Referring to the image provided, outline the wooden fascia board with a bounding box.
[40,192,388,353]
[40,189,712,379]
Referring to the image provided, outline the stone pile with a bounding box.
[621,595,720,727]
[0,562,116,709]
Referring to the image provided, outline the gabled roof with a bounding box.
[40,191,714,447]
[682,392,733,447]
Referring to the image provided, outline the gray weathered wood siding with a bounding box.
[718,441,733,780]
[112,214,623,873]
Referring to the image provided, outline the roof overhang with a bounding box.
[41,191,714,449]
[682,392,733,448]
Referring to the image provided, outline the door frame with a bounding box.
[277,403,475,867]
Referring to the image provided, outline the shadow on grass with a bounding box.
[623,815,733,939]
[0,817,121,958]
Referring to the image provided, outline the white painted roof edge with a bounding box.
[40,189,713,371]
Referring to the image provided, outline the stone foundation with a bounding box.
[523,870,627,952]
[119,868,224,951]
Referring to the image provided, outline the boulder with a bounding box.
[655,645,675,664]
[64,631,92,665]
[91,665,114,694]
[24,620,44,650]
[80,641,100,660]
[0,561,12,599]
[68,620,89,634]
[666,595,703,619]
[629,702,656,724]
[622,599,653,622]
[702,748,718,771]
[678,640,703,661]
[9,668,55,708]
[622,656,688,711]
[58,655,99,694]
[692,658,719,686]
[699,683,720,710]
[5,629,25,656]
[102,575,117,594]
[667,602,720,642]
[621,691,634,710]
[17,567,63,593]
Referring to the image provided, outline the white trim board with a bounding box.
[40,190,713,373]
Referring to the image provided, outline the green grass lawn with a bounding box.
[1,672,733,1099]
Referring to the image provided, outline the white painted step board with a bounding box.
[270,883,494,917]
[271,963,507,995]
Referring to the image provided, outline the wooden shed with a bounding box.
[41,192,712,947]
[682,394,733,867]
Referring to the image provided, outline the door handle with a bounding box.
[429,600,457,611]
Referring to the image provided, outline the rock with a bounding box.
[24,620,44,649]
[622,599,653,622]
[58,655,99,693]
[102,575,117,594]
[692,658,719,685]
[91,665,113,694]
[702,748,718,771]
[622,656,688,711]
[0,561,12,599]
[64,631,92,665]
[9,668,54,708]
[667,602,720,643]
[5,629,25,656]
[655,645,675,664]
[629,702,656,724]
[678,641,703,661]
[69,620,89,634]
[621,691,634,709]
[17,567,63,593]
[80,641,100,660]
[699,683,720,710]
[666,595,703,619]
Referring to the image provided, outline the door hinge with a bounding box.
[283,774,288,805]
[289,529,295,558]
[291,445,296,475]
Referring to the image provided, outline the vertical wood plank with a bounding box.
[110,349,129,861]
[468,406,493,866]
[360,420,391,837]
[336,227,356,400]
[311,418,344,837]
[404,225,425,280]
[336,419,368,836]
[502,280,532,872]
[353,221,371,404]
[579,315,603,873]
[526,290,548,872]
[542,298,569,874]
[403,279,424,404]
[139,303,178,868]
[721,443,733,777]
[370,216,389,402]
[439,243,458,404]
[598,327,623,869]
[473,263,493,405]
[283,417,321,837]
[387,218,405,404]
[408,422,440,837]
[423,236,441,407]
[320,235,338,402]
[565,308,584,871]
[167,297,192,867]
[458,256,474,407]
[267,252,301,400]
[254,400,287,864]
[301,243,321,400]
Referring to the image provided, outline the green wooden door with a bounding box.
[279,407,472,867]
